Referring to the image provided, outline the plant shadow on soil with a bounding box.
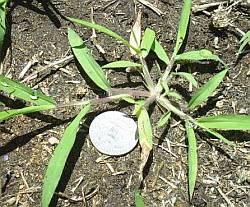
[10,0,65,28]
[0,0,67,62]
[0,95,74,156]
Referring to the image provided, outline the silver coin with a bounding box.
[89,111,138,156]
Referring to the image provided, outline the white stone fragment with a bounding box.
[48,137,59,145]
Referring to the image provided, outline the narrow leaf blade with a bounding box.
[102,60,141,69]
[157,111,171,128]
[167,91,182,100]
[185,121,198,200]
[122,96,136,104]
[202,127,235,145]
[141,28,156,58]
[239,30,250,44]
[67,17,135,51]
[138,108,153,149]
[68,28,111,91]
[138,107,153,181]
[237,30,250,56]
[173,0,192,56]
[0,75,56,106]
[152,39,170,64]
[133,100,145,116]
[173,72,198,88]
[197,115,250,130]
[42,104,91,207]
[135,191,145,207]
[188,69,227,110]
[175,49,221,63]
[0,105,55,121]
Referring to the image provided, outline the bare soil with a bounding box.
[1,0,250,206]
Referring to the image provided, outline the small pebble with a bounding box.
[239,108,247,114]
[48,137,59,145]
[216,100,224,108]
[2,154,9,161]
[247,69,250,76]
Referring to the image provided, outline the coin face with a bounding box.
[89,111,138,156]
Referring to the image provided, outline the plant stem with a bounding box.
[161,57,175,82]
[108,88,150,98]
[155,57,175,94]
[57,93,140,108]
[157,96,195,123]
[139,56,155,91]
[143,94,157,109]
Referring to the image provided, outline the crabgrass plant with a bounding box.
[0,0,250,206]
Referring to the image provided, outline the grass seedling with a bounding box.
[1,0,250,206]
[41,0,250,206]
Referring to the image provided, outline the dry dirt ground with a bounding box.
[0,0,250,206]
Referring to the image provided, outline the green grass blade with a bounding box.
[133,100,145,116]
[141,28,156,58]
[157,111,171,128]
[0,0,7,50]
[161,80,169,93]
[102,60,141,69]
[185,121,197,200]
[173,72,198,87]
[42,104,91,207]
[0,0,7,5]
[173,0,192,57]
[138,107,153,181]
[239,30,250,44]
[175,49,221,63]
[237,30,250,56]
[202,127,235,145]
[68,28,111,91]
[138,107,153,150]
[188,69,227,110]
[135,190,145,207]
[167,91,182,100]
[0,0,9,4]
[122,96,136,104]
[197,115,250,130]
[67,17,139,53]
[0,75,56,106]
[152,39,170,64]
[0,105,55,121]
